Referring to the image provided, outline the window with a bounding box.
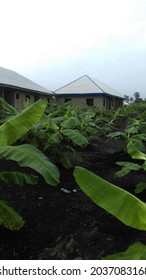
[34,94,39,102]
[16,93,19,99]
[86,98,94,106]
[25,95,30,101]
[103,98,106,107]
[65,98,71,103]
[108,98,114,109]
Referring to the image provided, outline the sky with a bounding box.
[0,0,146,98]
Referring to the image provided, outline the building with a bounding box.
[54,75,124,109]
[0,67,52,110]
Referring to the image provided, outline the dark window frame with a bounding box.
[64,98,71,103]
[103,98,106,107]
[16,93,19,100]
[86,98,94,106]
[25,94,30,101]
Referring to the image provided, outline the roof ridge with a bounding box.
[86,75,105,93]
[54,75,87,92]
[54,74,123,98]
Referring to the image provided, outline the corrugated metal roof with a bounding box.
[55,75,124,98]
[0,67,52,95]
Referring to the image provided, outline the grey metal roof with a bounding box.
[0,67,52,95]
[55,75,124,98]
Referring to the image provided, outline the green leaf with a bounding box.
[125,126,139,135]
[116,161,141,177]
[59,154,71,169]
[142,159,146,168]
[47,132,63,146]
[62,129,89,147]
[0,200,24,230]
[132,133,146,141]
[135,182,146,194]
[61,117,80,129]
[0,172,38,186]
[104,242,146,260]
[0,99,47,145]
[127,141,146,160]
[40,114,59,130]
[107,131,124,139]
[0,97,18,115]
[74,166,146,230]
[63,104,72,119]
[130,137,146,152]
[0,144,60,186]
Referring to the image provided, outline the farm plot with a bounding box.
[0,98,146,259]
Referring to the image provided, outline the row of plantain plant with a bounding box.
[21,100,98,168]
[73,132,146,259]
[1,98,145,235]
[74,103,146,260]
[0,98,60,230]
[72,102,146,259]
[0,98,96,230]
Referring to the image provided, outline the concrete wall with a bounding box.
[55,95,123,109]
[0,86,123,110]
[56,95,105,108]
[14,91,51,110]
[0,88,51,110]
[14,91,32,110]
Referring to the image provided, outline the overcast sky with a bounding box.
[0,0,146,98]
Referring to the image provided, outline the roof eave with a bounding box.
[0,83,53,96]
[55,92,124,99]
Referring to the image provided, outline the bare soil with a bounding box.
[0,137,146,260]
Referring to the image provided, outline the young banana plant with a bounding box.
[0,99,60,230]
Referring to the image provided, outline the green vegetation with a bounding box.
[104,242,146,260]
[0,99,59,230]
[1,97,146,258]
[73,166,146,231]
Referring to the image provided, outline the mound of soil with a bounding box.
[0,137,146,259]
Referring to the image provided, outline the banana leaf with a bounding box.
[0,171,38,186]
[0,97,18,115]
[61,117,80,129]
[135,182,146,194]
[116,161,141,177]
[40,114,59,130]
[104,242,146,260]
[0,200,24,230]
[62,129,89,147]
[127,141,146,160]
[0,99,47,145]
[0,144,60,186]
[47,132,63,146]
[74,166,146,230]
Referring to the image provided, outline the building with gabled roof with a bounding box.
[54,75,124,109]
[0,67,53,110]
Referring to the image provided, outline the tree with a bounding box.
[133,92,140,100]
[129,97,134,103]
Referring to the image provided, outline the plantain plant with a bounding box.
[74,166,146,231]
[26,103,90,169]
[107,117,146,152]
[0,98,60,230]
[73,164,146,259]
[0,97,18,124]
[115,141,146,194]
